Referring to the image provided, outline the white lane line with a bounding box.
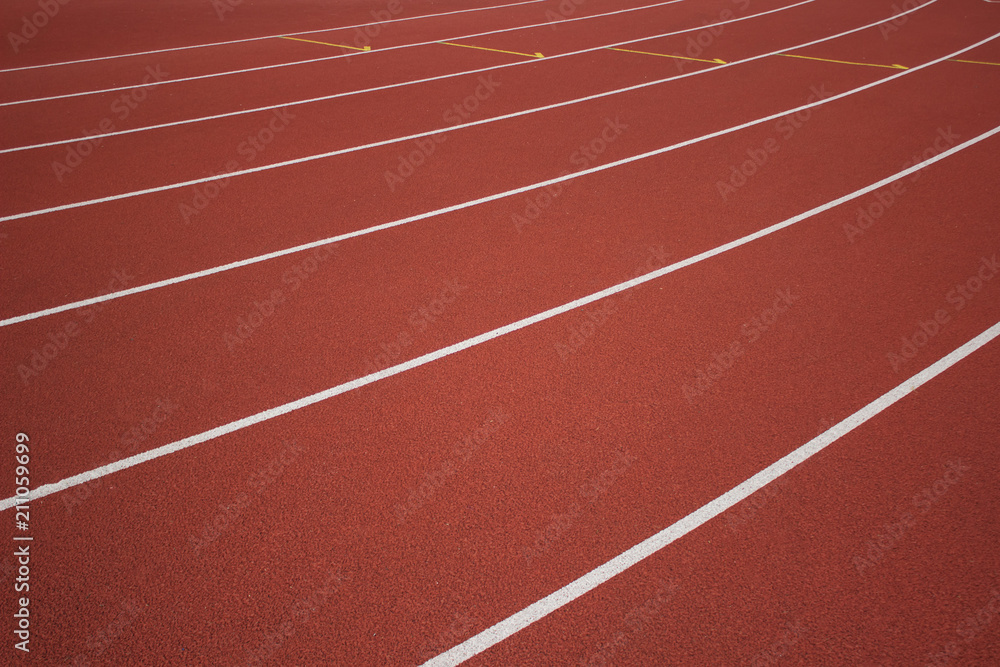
[2,121,997,513]
[0,0,690,107]
[1,0,797,155]
[0,0,545,73]
[423,318,1000,666]
[0,19,983,330]
[0,0,941,228]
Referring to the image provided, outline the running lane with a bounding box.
[3,8,997,483]
[3,0,1000,664]
[4,23,1000,666]
[0,0,822,204]
[0,0,698,103]
[0,0,803,148]
[0,0,549,69]
[8,116,999,666]
[7,5,991,318]
[458,330,1000,666]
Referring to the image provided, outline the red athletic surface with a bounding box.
[1,0,999,665]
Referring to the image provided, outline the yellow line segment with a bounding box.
[778,53,906,69]
[279,36,371,51]
[438,41,543,59]
[606,46,725,64]
[949,58,1000,66]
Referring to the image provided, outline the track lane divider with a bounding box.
[4,0,954,230]
[423,319,1000,666]
[0,0,816,154]
[0,0,690,107]
[2,120,997,512]
[0,21,990,330]
[0,0,545,73]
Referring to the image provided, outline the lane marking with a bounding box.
[2,121,997,512]
[0,0,942,228]
[0,17,985,331]
[1,0,814,155]
[278,36,370,51]
[438,41,543,59]
[949,57,1000,66]
[606,46,725,64]
[424,317,1000,666]
[0,0,688,107]
[0,0,544,73]
[0,2,812,215]
[777,52,908,69]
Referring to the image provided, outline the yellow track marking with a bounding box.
[606,46,725,64]
[279,36,370,51]
[949,58,1000,66]
[778,53,907,69]
[438,41,543,59]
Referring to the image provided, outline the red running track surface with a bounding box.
[1,0,999,665]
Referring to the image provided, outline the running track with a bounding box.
[2,0,999,664]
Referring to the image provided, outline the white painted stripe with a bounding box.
[0,0,545,73]
[0,21,983,329]
[423,318,1000,666]
[1,0,809,155]
[0,0,944,228]
[0,0,689,107]
[2,120,997,513]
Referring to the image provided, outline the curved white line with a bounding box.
[3,0,797,155]
[2,120,997,513]
[0,0,546,73]
[0,0,925,225]
[1,7,981,334]
[0,0,688,107]
[424,314,1000,665]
